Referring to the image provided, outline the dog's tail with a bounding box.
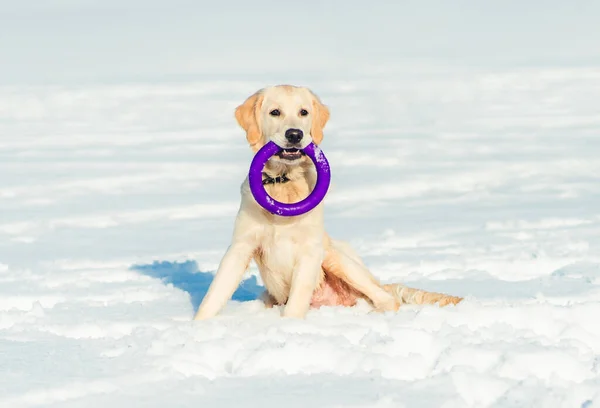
[382,283,463,307]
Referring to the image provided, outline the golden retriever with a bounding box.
[194,85,462,320]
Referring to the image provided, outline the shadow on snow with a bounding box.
[131,260,599,311]
[130,260,265,311]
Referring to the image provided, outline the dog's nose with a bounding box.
[285,128,303,144]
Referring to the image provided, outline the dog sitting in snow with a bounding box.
[194,85,462,320]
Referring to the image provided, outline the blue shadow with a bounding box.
[130,260,265,311]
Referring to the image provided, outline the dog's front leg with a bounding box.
[194,241,256,320]
[283,245,323,319]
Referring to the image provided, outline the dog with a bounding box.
[194,85,462,320]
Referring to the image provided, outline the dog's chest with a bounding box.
[255,179,311,275]
[253,223,313,301]
[255,225,299,274]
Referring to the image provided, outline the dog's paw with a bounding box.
[371,294,401,313]
[281,300,311,319]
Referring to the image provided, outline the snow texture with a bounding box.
[1,1,600,407]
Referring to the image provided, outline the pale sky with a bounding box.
[1,0,598,84]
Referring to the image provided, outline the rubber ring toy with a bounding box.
[248,141,331,216]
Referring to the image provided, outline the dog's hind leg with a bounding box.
[383,283,463,307]
[323,242,399,312]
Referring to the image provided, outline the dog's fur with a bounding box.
[194,85,462,320]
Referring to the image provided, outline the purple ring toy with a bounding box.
[248,141,331,216]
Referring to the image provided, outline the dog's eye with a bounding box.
[299,109,309,116]
[269,109,281,117]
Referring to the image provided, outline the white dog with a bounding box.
[194,85,461,320]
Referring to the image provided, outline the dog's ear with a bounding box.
[310,94,330,145]
[235,91,264,147]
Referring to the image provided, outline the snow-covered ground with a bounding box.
[2,1,600,407]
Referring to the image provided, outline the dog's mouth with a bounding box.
[276,148,305,161]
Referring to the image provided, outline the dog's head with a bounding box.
[234,85,330,164]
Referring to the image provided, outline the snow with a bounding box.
[2,1,600,407]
